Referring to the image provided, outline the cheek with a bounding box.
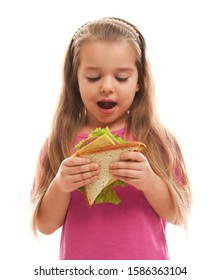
[78,83,92,98]
[80,89,96,107]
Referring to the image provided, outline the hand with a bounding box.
[109,152,155,192]
[54,157,100,193]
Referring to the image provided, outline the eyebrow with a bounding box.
[83,66,135,72]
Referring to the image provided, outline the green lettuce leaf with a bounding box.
[95,180,126,205]
[78,180,125,205]
[75,127,126,150]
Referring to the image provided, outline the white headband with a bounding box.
[72,17,140,44]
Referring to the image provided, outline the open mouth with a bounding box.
[97,101,117,109]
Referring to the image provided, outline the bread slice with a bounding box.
[77,142,145,207]
[75,134,116,156]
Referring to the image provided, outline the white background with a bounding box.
[0,0,220,279]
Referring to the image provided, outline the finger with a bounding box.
[120,151,146,162]
[70,168,101,183]
[64,157,91,167]
[70,174,100,190]
[110,160,142,171]
[67,162,100,175]
[110,152,147,170]
[108,174,139,189]
[110,168,140,179]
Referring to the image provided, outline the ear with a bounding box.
[135,82,140,93]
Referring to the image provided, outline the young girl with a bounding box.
[31,17,191,260]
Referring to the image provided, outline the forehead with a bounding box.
[78,41,137,70]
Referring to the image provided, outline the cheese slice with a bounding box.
[74,134,116,156]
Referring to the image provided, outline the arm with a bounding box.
[37,157,100,235]
[109,152,177,224]
[142,172,176,224]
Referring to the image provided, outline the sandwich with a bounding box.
[72,127,146,207]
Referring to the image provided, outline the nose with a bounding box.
[100,76,114,94]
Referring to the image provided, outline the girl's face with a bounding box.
[77,41,139,132]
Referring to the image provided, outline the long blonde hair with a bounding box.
[31,17,191,233]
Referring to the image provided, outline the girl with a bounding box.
[31,17,191,260]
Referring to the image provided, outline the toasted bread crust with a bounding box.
[74,141,146,156]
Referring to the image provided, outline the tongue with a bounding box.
[98,102,116,109]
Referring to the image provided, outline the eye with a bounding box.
[87,77,100,82]
[116,77,128,83]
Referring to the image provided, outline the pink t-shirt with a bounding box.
[59,127,169,260]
